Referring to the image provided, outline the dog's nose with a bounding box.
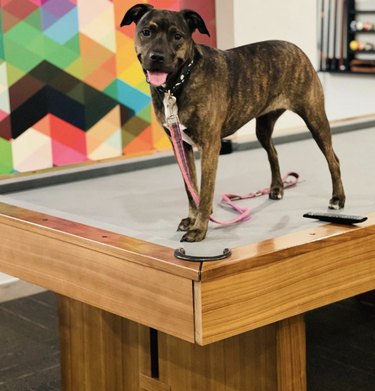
[150,52,165,63]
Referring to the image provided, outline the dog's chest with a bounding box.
[162,122,195,146]
[161,92,196,146]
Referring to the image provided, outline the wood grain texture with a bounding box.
[200,212,375,280]
[0,205,196,342]
[1,202,375,347]
[59,296,142,391]
[0,202,200,280]
[58,296,306,391]
[195,219,375,344]
[140,375,171,391]
[277,315,306,391]
[157,323,278,391]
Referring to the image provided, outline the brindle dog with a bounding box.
[121,4,345,242]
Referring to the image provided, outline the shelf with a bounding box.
[349,10,375,14]
[349,50,375,54]
[319,1,375,76]
[319,70,375,75]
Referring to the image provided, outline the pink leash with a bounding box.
[165,92,299,225]
[213,172,299,225]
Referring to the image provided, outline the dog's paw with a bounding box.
[180,228,207,242]
[177,217,195,232]
[328,196,345,210]
[269,187,284,200]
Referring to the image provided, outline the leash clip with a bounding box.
[163,91,179,125]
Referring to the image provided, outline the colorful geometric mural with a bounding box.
[0,0,215,175]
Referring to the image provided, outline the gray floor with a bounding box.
[0,292,60,391]
[0,291,374,391]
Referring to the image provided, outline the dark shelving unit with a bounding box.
[346,0,375,72]
[320,0,375,74]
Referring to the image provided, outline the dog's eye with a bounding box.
[174,33,182,40]
[142,29,151,37]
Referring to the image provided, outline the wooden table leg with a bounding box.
[59,295,148,391]
[277,315,306,391]
[58,295,306,391]
[156,315,306,391]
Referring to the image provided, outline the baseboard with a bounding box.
[0,274,45,303]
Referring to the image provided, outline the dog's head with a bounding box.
[121,4,210,87]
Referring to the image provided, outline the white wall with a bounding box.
[215,0,375,135]
[233,0,318,64]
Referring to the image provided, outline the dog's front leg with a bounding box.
[181,139,221,242]
[178,143,199,232]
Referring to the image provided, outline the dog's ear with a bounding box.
[120,4,154,27]
[180,9,210,36]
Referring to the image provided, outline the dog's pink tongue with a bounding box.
[147,71,168,86]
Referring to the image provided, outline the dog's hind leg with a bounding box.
[177,143,199,231]
[256,109,286,200]
[296,104,345,209]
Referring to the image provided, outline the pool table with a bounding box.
[0,127,374,391]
